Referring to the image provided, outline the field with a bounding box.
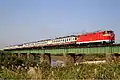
[1,62,120,79]
[0,51,120,79]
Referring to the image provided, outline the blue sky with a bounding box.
[0,0,120,48]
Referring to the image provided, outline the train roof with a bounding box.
[79,30,114,35]
[22,39,52,44]
[55,35,76,39]
[40,39,52,41]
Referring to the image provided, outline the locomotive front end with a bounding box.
[102,30,115,43]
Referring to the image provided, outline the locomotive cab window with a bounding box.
[103,31,106,34]
[107,31,113,34]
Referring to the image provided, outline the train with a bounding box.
[4,30,115,50]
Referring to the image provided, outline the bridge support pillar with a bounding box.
[64,53,75,66]
[64,53,84,66]
[112,53,120,62]
[35,54,41,64]
[75,54,84,64]
[40,53,51,65]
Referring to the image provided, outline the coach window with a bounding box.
[74,37,76,40]
[68,38,69,41]
[64,39,66,42]
[69,38,70,41]
[75,37,77,40]
[73,38,75,40]
[66,39,68,42]
[67,38,69,41]
[72,38,74,40]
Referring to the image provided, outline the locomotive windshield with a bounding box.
[103,31,113,34]
[107,31,113,34]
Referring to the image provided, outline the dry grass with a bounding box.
[0,53,120,79]
[1,62,120,80]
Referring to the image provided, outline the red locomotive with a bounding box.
[76,30,115,44]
